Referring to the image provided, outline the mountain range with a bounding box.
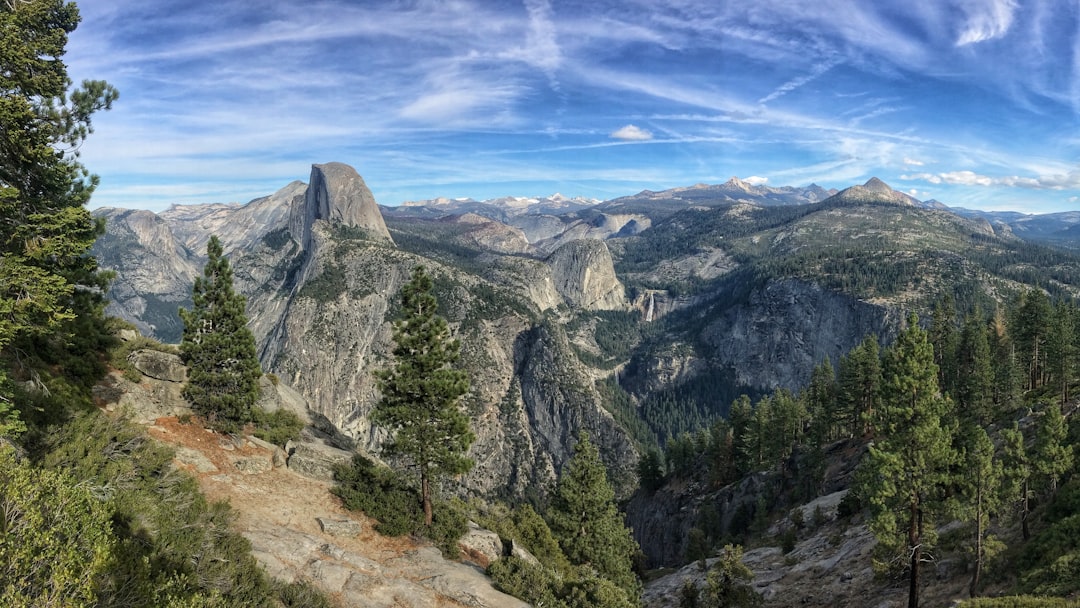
[92,163,1080,505]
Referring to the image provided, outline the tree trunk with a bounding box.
[1021,478,1030,541]
[422,471,433,526]
[908,502,921,608]
[970,486,983,598]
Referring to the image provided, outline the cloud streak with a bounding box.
[59,0,1080,213]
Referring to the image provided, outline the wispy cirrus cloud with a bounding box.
[955,0,1019,45]
[902,168,1080,189]
[60,0,1080,213]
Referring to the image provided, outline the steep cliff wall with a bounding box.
[701,279,898,392]
[546,239,629,311]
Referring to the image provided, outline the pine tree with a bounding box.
[1011,290,1052,391]
[728,394,754,475]
[837,334,880,437]
[1044,301,1076,405]
[700,544,763,608]
[930,296,959,396]
[373,265,473,526]
[1001,422,1033,541]
[805,359,838,443]
[637,447,665,493]
[0,0,115,351]
[956,309,994,426]
[1033,402,1072,498]
[953,423,1003,598]
[989,307,1022,419]
[179,236,262,433]
[857,313,956,608]
[549,431,641,600]
[740,395,772,472]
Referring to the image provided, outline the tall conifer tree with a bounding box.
[549,431,641,602]
[373,265,473,526]
[179,235,262,433]
[1001,422,1033,541]
[1033,402,1072,498]
[0,0,117,354]
[957,309,994,426]
[858,313,956,608]
[953,423,1003,598]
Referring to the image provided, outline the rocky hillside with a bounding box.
[93,164,1080,503]
[95,344,527,608]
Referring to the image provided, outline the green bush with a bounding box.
[780,528,797,554]
[250,407,304,446]
[272,579,340,608]
[333,455,421,536]
[0,446,113,608]
[487,556,563,608]
[428,497,468,558]
[332,454,469,559]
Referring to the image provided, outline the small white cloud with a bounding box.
[744,176,769,186]
[610,124,653,141]
[956,0,1018,46]
[903,157,925,166]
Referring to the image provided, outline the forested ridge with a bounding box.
[642,291,1080,606]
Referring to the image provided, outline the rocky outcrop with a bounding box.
[546,239,628,311]
[127,349,185,382]
[94,368,193,424]
[286,437,355,482]
[289,162,392,251]
[449,214,532,254]
[701,279,897,392]
[516,320,638,496]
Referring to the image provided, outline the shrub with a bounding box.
[780,528,797,554]
[789,507,805,530]
[333,455,421,537]
[272,579,339,608]
[250,408,304,446]
[487,556,563,608]
[332,454,469,558]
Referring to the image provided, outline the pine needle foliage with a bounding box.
[179,236,262,433]
[548,431,641,601]
[0,0,117,354]
[857,313,957,608]
[373,265,473,526]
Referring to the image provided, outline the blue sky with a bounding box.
[68,0,1080,214]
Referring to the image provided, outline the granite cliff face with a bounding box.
[701,279,897,391]
[546,239,629,311]
[93,208,200,341]
[290,162,391,251]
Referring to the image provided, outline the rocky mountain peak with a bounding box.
[829,177,918,207]
[724,176,754,192]
[289,162,392,249]
[862,177,892,194]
